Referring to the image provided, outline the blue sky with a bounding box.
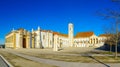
[0,0,117,44]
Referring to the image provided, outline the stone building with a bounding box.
[52,23,108,48]
[5,28,31,49]
[31,27,53,48]
[5,23,108,49]
[74,32,100,47]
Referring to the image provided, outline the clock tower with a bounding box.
[68,23,74,47]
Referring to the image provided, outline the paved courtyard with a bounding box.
[0,47,120,67]
[0,56,8,67]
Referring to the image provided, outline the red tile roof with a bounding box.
[99,34,112,37]
[53,32,59,35]
[53,32,68,37]
[75,32,94,38]
[59,33,68,37]
[41,30,52,33]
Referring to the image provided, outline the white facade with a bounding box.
[74,38,89,47]
[41,31,53,48]
[34,27,41,48]
[16,33,20,48]
[58,36,69,48]
[52,23,107,48]
[32,27,53,48]
[6,23,107,49]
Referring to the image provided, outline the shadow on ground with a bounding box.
[95,44,120,52]
[85,54,111,67]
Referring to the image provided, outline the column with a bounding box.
[20,32,23,48]
[13,32,16,49]
[32,33,35,48]
[26,32,30,48]
[53,35,58,51]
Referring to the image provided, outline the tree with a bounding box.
[97,1,120,59]
[105,34,115,52]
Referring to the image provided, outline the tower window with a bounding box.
[43,35,45,40]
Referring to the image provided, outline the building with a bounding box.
[31,27,53,48]
[5,23,107,49]
[74,32,101,47]
[5,28,31,49]
[53,23,108,48]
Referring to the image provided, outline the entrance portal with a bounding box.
[23,38,26,48]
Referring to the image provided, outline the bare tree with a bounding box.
[105,34,116,52]
[97,4,120,59]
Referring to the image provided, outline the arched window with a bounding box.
[96,38,98,44]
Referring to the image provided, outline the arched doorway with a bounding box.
[23,38,26,48]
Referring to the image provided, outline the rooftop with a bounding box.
[75,32,94,38]
[53,32,68,37]
[99,34,112,37]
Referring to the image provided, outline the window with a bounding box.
[70,27,71,30]
[50,40,52,45]
[43,35,45,40]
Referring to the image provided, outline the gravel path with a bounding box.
[2,49,120,67]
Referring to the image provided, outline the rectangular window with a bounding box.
[43,35,45,40]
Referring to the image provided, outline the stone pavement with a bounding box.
[0,56,8,67]
[2,49,120,67]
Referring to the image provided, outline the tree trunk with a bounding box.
[110,43,112,53]
[115,40,118,59]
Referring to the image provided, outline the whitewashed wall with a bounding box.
[16,33,20,48]
[34,30,40,48]
[58,36,69,48]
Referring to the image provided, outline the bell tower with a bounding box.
[68,23,74,47]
